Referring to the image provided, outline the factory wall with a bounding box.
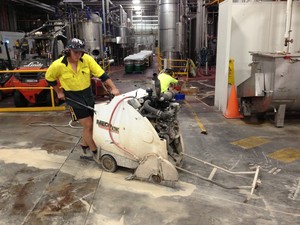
[215,1,300,113]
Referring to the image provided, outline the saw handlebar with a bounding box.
[65,97,96,114]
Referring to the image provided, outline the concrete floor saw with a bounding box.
[90,82,260,201]
[92,86,184,184]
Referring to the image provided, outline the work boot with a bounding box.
[91,150,101,165]
[80,145,94,161]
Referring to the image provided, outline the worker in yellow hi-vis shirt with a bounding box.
[45,38,120,163]
[157,68,179,101]
[158,68,178,93]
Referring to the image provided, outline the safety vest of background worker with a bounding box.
[158,68,178,93]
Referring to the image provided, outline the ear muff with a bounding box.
[64,49,70,57]
[64,49,84,57]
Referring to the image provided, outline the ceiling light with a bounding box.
[134,6,141,10]
[132,0,140,4]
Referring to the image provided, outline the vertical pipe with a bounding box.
[3,7,7,30]
[204,9,208,75]
[189,18,192,59]
[106,0,110,35]
[284,0,293,53]
[196,0,203,58]
[102,0,106,36]
[4,42,13,70]
[201,4,206,49]
[0,8,2,30]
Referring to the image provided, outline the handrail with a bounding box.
[101,58,110,73]
[0,69,48,73]
[0,86,66,112]
[157,56,189,81]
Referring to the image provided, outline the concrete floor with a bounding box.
[0,59,299,225]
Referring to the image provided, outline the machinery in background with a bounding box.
[5,21,67,107]
[0,11,113,106]
[62,3,134,65]
[77,11,104,62]
[105,5,135,64]
[0,71,14,101]
[0,40,17,101]
[0,31,25,63]
[237,52,300,127]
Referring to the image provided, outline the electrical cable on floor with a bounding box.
[83,169,103,225]
[28,120,82,138]
[27,120,105,223]
[21,138,82,225]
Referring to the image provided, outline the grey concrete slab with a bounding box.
[0,61,299,225]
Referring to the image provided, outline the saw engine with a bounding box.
[137,87,184,167]
[93,79,184,183]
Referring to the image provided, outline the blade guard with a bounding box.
[134,153,179,183]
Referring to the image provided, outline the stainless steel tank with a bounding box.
[116,26,128,45]
[116,5,134,49]
[237,51,300,126]
[158,0,179,56]
[78,13,104,59]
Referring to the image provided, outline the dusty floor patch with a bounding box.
[268,147,300,163]
[99,171,196,198]
[0,148,66,169]
[231,136,270,149]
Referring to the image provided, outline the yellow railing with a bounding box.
[0,69,48,73]
[157,53,189,81]
[166,58,189,81]
[101,58,110,73]
[0,86,66,112]
[158,48,163,72]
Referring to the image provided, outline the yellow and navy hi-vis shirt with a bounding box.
[45,54,105,91]
[158,72,178,93]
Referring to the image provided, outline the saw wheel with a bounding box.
[100,154,118,172]
[151,174,162,184]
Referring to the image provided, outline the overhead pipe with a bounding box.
[14,0,55,12]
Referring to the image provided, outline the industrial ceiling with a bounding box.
[8,0,201,15]
[3,0,217,34]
